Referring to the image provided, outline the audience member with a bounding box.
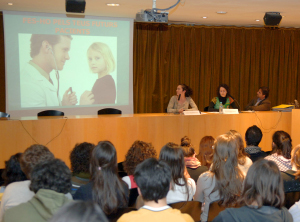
[117,158,193,222]
[122,140,157,206]
[3,159,72,222]
[0,153,27,194]
[196,136,214,168]
[281,144,300,192]
[0,144,62,220]
[74,141,129,218]
[213,159,293,222]
[181,136,208,183]
[49,201,108,222]
[228,130,252,175]
[244,125,268,162]
[194,133,244,222]
[70,142,94,196]
[265,131,292,171]
[159,142,196,204]
[289,200,300,222]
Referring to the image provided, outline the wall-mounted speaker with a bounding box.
[264,12,282,27]
[66,0,86,13]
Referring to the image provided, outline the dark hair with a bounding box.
[245,125,263,146]
[2,153,27,186]
[259,86,270,99]
[211,134,244,206]
[159,143,189,200]
[217,84,230,98]
[134,158,171,203]
[20,144,55,179]
[238,159,284,209]
[272,131,292,159]
[90,141,128,215]
[123,140,157,175]
[70,142,94,175]
[30,34,72,58]
[196,136,215,168]
[49,201,108,222]
[181,136,195,157]
[29,159,71,194]
[180,84,193,97]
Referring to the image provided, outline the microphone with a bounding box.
[178,94,181,101]
[228,93,241,111]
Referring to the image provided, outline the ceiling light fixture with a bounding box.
[107,3,120,6]
[7,3,13,5]
[216,11,227,14]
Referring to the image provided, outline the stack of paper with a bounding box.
[272,104,295,112]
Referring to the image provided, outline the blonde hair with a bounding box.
[227,130,249,165]
[87,42,115,74]
[292,145,300,180]
[211,134,244,206]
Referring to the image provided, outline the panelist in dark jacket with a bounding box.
[245,86,271,111]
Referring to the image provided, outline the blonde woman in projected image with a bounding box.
[80,42,116,105]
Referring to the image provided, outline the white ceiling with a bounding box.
[0,0,300,27]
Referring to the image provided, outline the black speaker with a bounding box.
[264,12,282,26]
[66,0,86,13]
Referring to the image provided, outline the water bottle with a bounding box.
[219,102,223,114]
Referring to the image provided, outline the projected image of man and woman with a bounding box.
[19,34,117,108]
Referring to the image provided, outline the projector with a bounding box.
[135,10,168,23]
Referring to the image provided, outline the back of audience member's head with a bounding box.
[159,143,186,185]
[29,158,71,194]
[49,201,108,222]
[2,153,27,186]
[90,141,128,215]
[272,131,292,159]
[239,159,284,209]
[228,130,249,165]
[123,140,157,175]
[134,158,171,203]
[211,133,244,206]
[70,142,94,175]
[197,136,214,167]
[181,136,195,157]
[20,144,55,179]
[292,144,300,180]
[245,125,263,146]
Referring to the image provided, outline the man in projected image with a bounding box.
[21,34,77,107]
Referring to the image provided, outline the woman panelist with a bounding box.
[167,84,198,113]
[208,84,237,112]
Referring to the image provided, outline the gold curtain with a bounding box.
[133,23,300,113]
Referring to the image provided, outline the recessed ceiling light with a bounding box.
[216,11,227,14]
[106,3,120,6]
[7,3,13,5]
[203,17,207,19]
[255,19,260,22]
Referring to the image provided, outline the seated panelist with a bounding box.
[244,86,271,111]
[167,84,198,113]
[208,83,237,112]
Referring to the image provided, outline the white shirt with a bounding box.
[289,200,300,222]
[21,62,61,108]
[166,178,196,204]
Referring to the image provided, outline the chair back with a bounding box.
[37,110,64,117]
[98,108,122,115]
[0,112,10,118]
[169,201,202,222]
[285,191,300,209]
[208,201,239,221]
